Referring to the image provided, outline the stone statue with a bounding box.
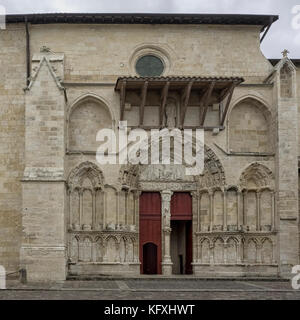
[165,100,177,128]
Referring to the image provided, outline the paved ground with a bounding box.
[1,279,300,300]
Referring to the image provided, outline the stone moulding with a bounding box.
[22,167,65,181]
[25,55,65,91]
[239,162,274,189]
[67,161,104,191]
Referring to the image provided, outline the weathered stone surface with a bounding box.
[0,19,299,281]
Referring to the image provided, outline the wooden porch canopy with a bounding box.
[115,76,244,128]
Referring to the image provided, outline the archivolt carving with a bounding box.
[119,145,225,189]
[198,145,226,189]
[239,162,274,189]
[119,164,139,189]
[68,161,104,191]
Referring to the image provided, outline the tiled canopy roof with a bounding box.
[6,13,278,30]
[115,76,244,90]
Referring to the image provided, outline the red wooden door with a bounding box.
[139,192,162,274]
[171,192,193,274]
[171,192,192,220]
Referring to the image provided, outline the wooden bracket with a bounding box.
[139,81,148,126]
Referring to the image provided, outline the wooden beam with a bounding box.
[160,81,170,127]
[120,80,126,121]
[139,81,148,126]
[220,83,235,125]
[219,82,235,103]
[200,81,215,126]
[180,80,194,127]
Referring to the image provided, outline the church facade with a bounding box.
[0,13,299,281]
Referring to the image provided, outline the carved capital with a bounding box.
[163,227,172,234]
[160,190,173,202]
[190,191,199,199]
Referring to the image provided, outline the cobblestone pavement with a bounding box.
[1,279,300,300]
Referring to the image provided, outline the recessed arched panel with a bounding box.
[95,238,103,262]
[245,191,257,231]
[200,192,210,231]
[260,190,272,229]
[119,191,126,225]
[106,237,117,262]
[119,238,126,263]
[105,187,117,225]
[70,190,80,226]
[262,239,273,264]
[128,192,135,225]
[229,98,270,153]
[214,238,224,264]
[201,239,210,264]
[227,189,238,229]
[227,238,238,264]
[213,191,223,229]
[70,236,79,263]
[69,98,112,151]
[95,190,104,228]
[82,238,92,262]
[82,189,93,227]
[126,239,134,263]
[247,240,257,263]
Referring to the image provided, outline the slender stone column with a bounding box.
[191,191,199,271]
[223,190,227,231]
[237,238,242,264]
[237,191,241,231]
[68,188,72,229]
[209,191,213,231]
[256,191,261,231]
[116,191,120,226]
[79,189,83,228]
[92,191,96,230]
[257,243,262,264]
[271,191,275,231]
[161,190,173,275]
[103,191,107,229]
[242,190,247,229]
[198,193,201,232]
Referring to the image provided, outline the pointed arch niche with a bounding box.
[228,97,272,154]
[67,161,105,231]
[239,163,275,232]
[68,94,113,152]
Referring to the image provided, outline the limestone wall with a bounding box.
[28,24,272,81]
[0,24,26,273]
[0,21,299,279]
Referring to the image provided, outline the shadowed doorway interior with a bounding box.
[170,192,193,275]
[143,243,158,274]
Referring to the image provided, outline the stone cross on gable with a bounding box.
[281,49,289,58]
